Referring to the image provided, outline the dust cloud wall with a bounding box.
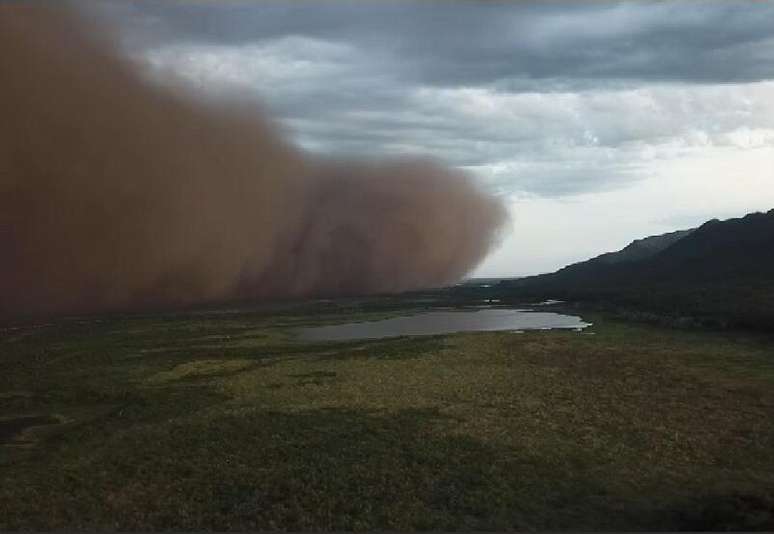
[0,5,508,318]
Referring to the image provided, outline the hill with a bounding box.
[591,228,695,265]
[499,210,774,331]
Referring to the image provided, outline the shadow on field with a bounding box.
[3,402,774,530]
[668,492,774,531]
[189,408,631,531]
[0,415,61,443]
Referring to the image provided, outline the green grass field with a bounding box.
[2,299,774,530]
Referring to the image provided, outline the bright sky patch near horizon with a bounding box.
[96,0,774,277]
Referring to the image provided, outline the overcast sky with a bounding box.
[95,0,774,277]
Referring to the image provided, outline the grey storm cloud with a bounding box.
[101,0,774,86]
[89,0,774,198]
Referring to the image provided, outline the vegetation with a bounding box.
[2,297,774,530]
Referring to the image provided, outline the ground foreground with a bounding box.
[2,297,774,530]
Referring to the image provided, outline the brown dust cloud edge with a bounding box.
[0,5,508,319]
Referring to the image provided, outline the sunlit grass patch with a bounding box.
[145,359,256,385]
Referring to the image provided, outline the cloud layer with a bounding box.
[106,0,774,200]
[81,1,774,277]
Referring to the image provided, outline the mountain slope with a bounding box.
[513,228,695,289]
[594,228,694,265]
[502,209,774,330]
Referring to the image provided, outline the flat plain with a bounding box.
[2,296,773,530]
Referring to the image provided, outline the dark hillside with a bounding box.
[594,228,694,265]
[500,210,774,330]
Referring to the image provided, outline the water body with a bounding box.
[297,308,591,342]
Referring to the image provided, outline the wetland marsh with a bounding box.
[1,296,773,530]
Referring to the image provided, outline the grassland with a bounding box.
[1,297,774,530]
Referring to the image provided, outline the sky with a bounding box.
[94,0,774,278]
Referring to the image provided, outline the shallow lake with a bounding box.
[296,308,591,341]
